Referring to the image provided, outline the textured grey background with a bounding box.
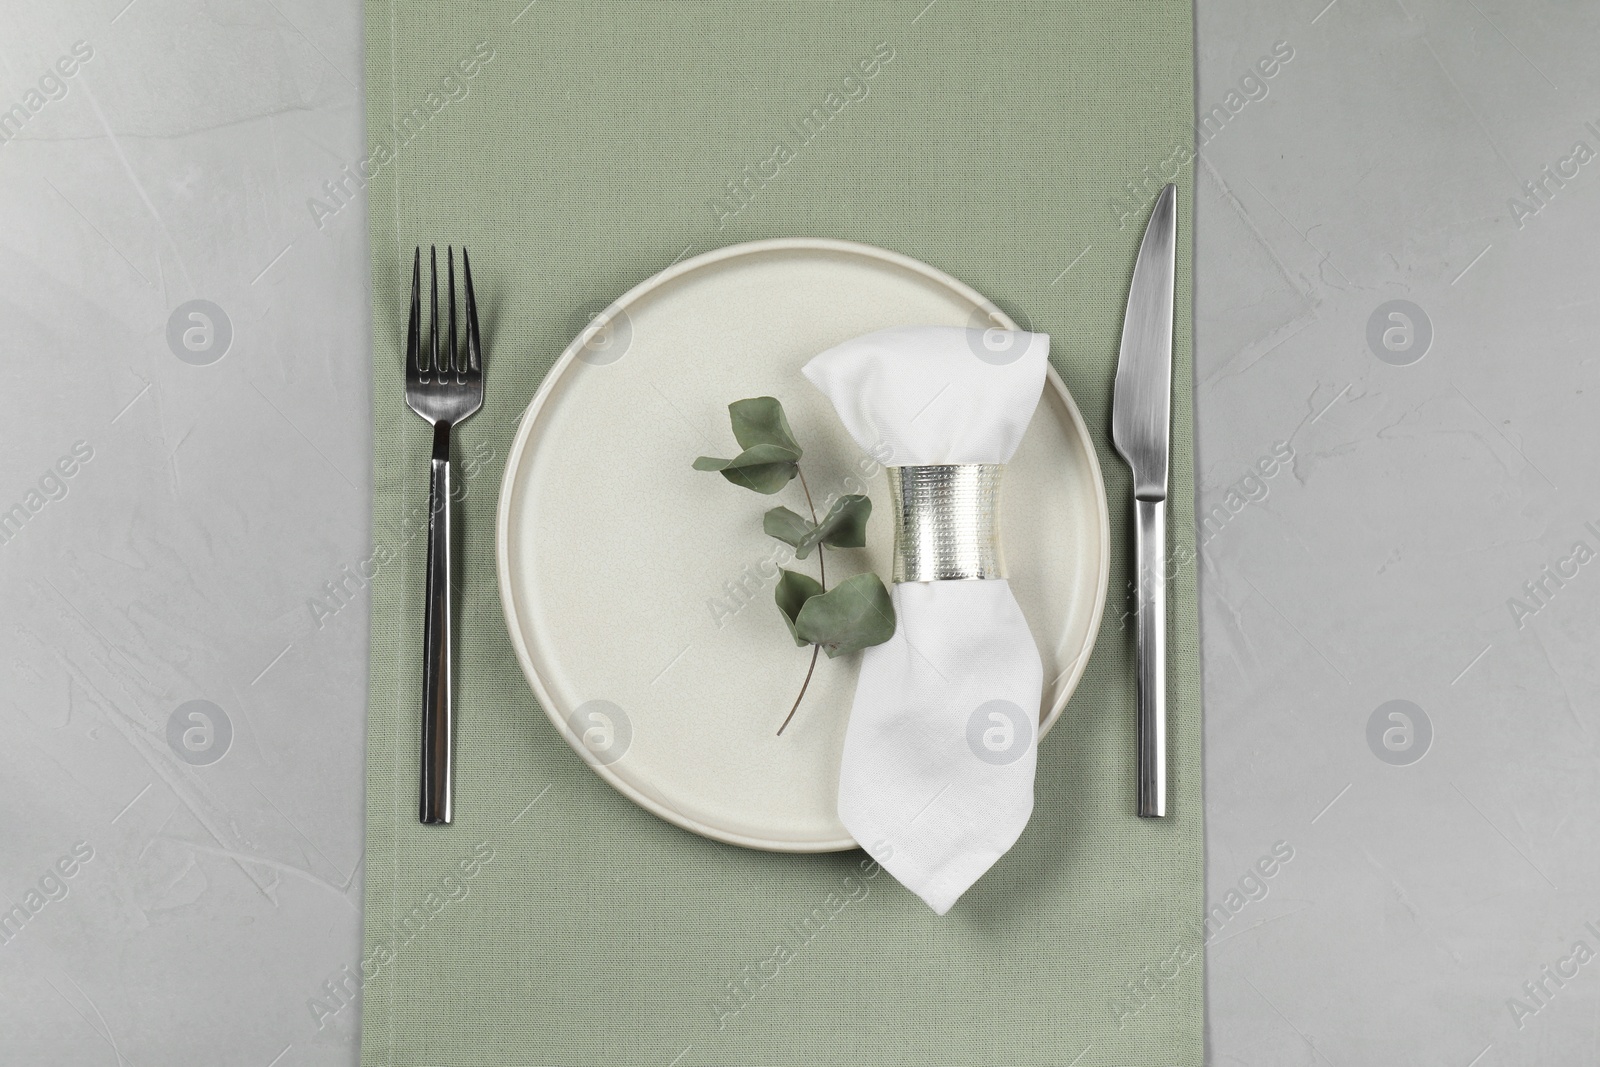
[1,1,1596,1064]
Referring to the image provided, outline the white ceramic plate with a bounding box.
[496,238,1109,852]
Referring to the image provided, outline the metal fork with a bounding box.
[405,245,483,825]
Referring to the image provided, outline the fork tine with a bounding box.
[429,245,439,379]
[462,247,482,377]
[447,247,459,379]
[406,247,421,376]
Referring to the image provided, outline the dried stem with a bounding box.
[779,466,825,735]
[797,466,824,588]
[777,644,821,736]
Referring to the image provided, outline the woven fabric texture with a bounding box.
[361,2,1201,1064]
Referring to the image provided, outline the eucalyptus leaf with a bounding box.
[692,442,800,494]
[763,506,814,549]
[793,572,896,658]
[774,569,824,646]
[795,495,871,558]
[729,397,802,457]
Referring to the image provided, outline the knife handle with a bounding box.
[1134,496,1167,818]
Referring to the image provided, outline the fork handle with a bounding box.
[421,420,454,825]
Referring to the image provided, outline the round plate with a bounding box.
[496,238,1109,852]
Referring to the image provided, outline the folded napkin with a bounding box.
[804,324,1049,913]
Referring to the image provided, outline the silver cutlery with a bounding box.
[405,246,483,825]
[1111,183,1176,819]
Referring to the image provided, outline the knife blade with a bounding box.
[1111,182,1176,818]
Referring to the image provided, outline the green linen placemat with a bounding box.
[360,2,1200,1064]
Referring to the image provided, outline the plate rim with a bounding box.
[494,236,1111,852]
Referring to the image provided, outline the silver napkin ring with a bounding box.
[886,464,1005,582]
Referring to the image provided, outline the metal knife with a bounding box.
[1111,182,1177,819]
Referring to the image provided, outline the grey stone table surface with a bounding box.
[3,0,1597,1064]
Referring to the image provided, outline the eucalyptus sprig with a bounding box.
[695,397,896,735]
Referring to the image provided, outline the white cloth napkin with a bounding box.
[803,324,1049,914]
